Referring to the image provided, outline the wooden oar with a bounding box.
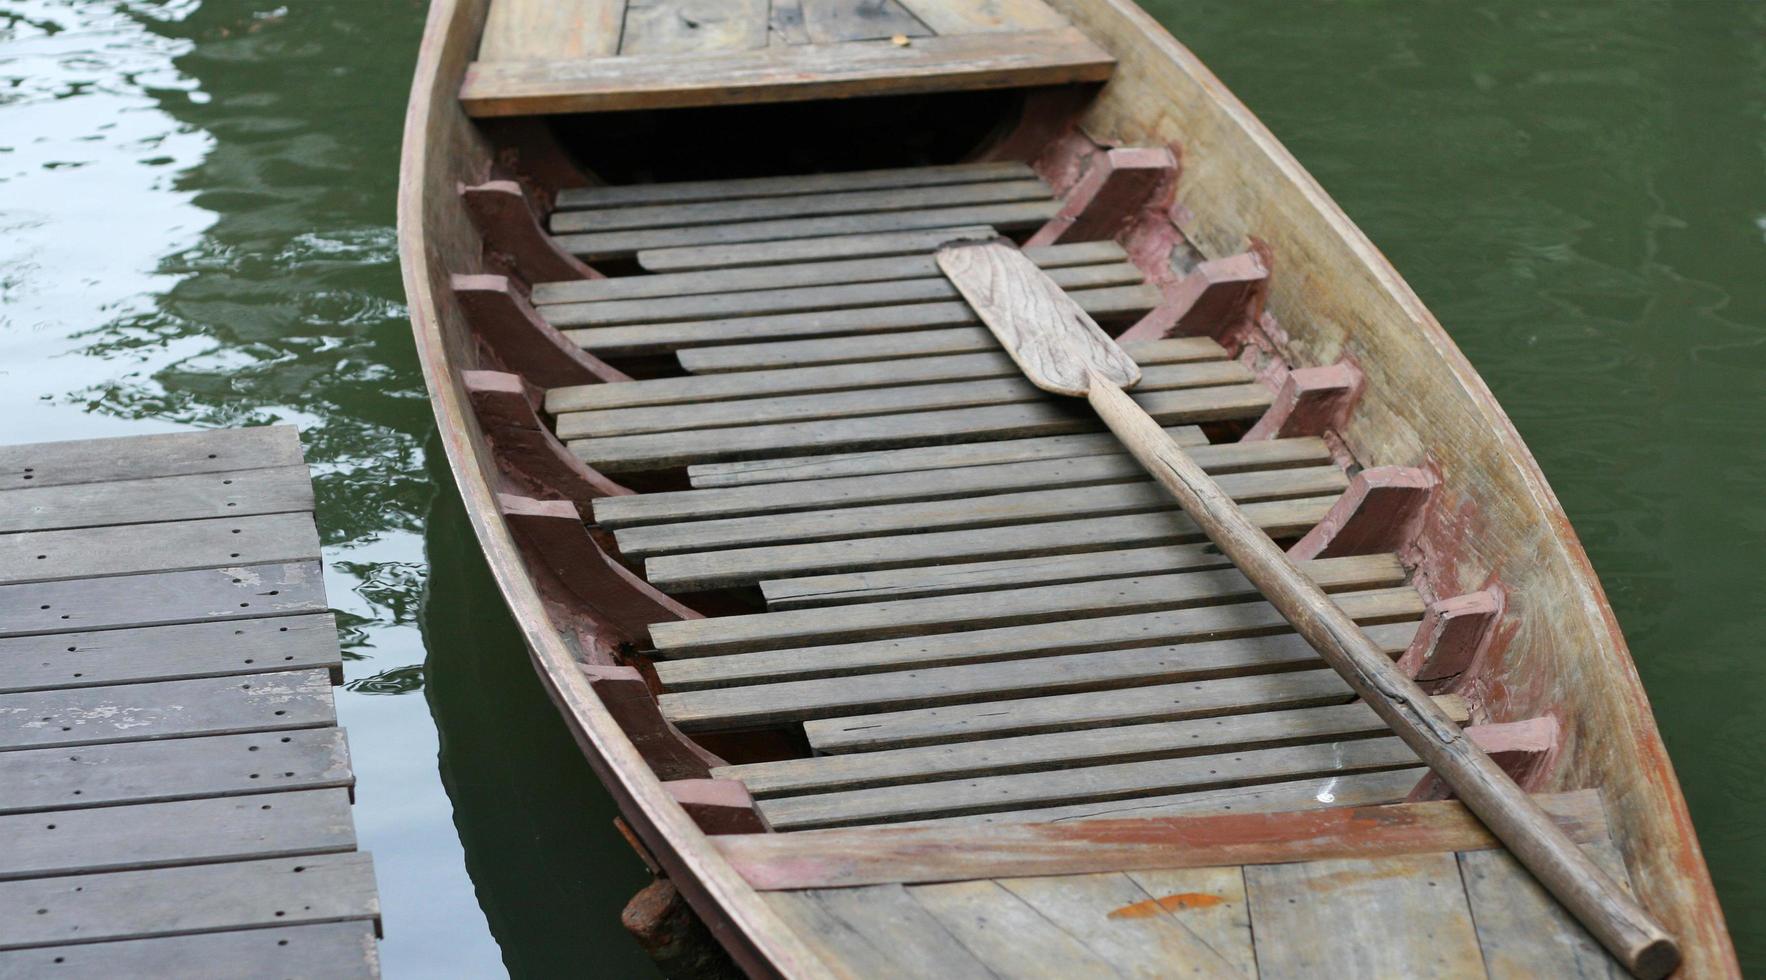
[937,240,1680,980]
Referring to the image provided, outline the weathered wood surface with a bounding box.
[460,27,1113,117]
[1460,842,1631,978]
[0,426,377,975]
[478,0,623,60]
[905,878,1121,976]
[641,493,1333,592]
[714,791,1611,889]
[677,326,1217,375]
[639,225,997,272]
[763,884,995,979]
[619,0,770,55]
[534,239,1117,306]
[554,163,1029,212]
[990,870,1252,976]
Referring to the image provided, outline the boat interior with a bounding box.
[402,0,1731,975]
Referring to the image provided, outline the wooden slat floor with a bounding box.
[0,426,379,977]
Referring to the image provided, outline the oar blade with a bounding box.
[937,240,1141,397]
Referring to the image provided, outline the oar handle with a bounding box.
[1085,372,1680,979]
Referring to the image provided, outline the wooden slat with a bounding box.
[596,432,1316,528]
[575,381,1267,474]
[715,692,1463,797]
[0,562,328,639]
[0,614,341,694]
[0,670,335,751]
[676,325,1014,372]
[555,163,1031,211]
[762,736,1424,829]
[687,424,1209,487]
[552,333,1200,414]
[0,513,320,587]
[0,922,380,980]
[1459,842,1631,978]
[906,879,1122,976]
[0,790,355,881]
[931,768,1427,827]
[664,619,1419,729]
[0,728,352,814]
[555,199,1061,260]
[0,851,378,951]
[650,553,1398,662]
[564,283,1159,356]
[762,885,995,979]
[618,0,769,55]
[542,261,1137,328]
[533,239,1119,305]
[461,27,1115,117]
[620,464,1342,558]
[639,225,996,272]
[562,360,1248,441]
[712,791,1612,890]
[653,586,1422,693]
[0,426,302,493]
[550,177,1050,234]
[1244,853,1487,979]
[0,465,313,534]
[895,0,1070,33]
[798,0,932,42]
[478,0,624,60]
[988,870,1253,977]
[642,493,1328,592]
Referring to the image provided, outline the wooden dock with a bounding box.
[0,427,380,977]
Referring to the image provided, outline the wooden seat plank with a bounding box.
[564,283,1160,356]
[550,177,1051,234]
[0,922,380,980]
[653,586,1422,691]
[0,513,320,587]
[555,163,1032,212]
[0,851,378,951]
[988,870,1254,978]
[0,561,328,639]
[716,691,1460,797]
[542,261,1139,328]
[928,768,1427,827]
[460,28,1115,118]
[555,199,1061,260]
[638,225,997,272]
[0,669,336,751]
[0,466,314,534]
[764,734,1424,828]
[686,424,1209,488]
[0,728,352,814]
[1458,842,1631,978]
[597,434,1320,529]
[478,0,623,60]
[1244,853,1487,980]
[0,426,302,493]
[574,381,1268,474]
[680,327,1215,377]
[553,334,1203,414]
[652,553,1397,661]
[619,464,1341,558]
[0,614,341,694]
[0,789,355,881]
[561,359,1247,441]
[905,879,1122,977]
[662,617,1417,730]
[533,239,1121,305]
[762,884,996,980]
[641,493,1329,592]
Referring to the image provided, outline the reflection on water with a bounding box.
[1,0,1761,974]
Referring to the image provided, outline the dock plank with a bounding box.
[0,426,302,492]
[0,728,352,814]
[0,852,379,951]
[0,669,336,751]
[0,512,320,587]
[0,790,355,881]
[1244,852,1487,979]
[555,164,1029,211]
[0,465,313,534]
[0,614,341,694]
[0,922,378,979]
[0,561,328,638]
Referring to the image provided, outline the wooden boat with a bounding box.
[398,1,1736,975]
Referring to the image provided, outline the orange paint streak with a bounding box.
[1107,892,1225,919]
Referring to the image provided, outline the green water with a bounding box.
[0,0,1758,974]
